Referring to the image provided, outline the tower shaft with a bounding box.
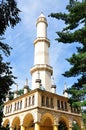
[30,13,53,91]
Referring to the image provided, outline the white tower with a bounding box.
[30,13,53,92]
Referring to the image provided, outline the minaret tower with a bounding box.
[30,13,53,92]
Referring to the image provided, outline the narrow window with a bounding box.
[20,101,22,109]
[32,95,34,105]
[29,97,31,106]
[41,96,45,106]
[46,97,49,107]
[61,101,64,110]
[25,98,27,107]
[65,102,67,111]
[57,100,60,110]
[50,98,53,108]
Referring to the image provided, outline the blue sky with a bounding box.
[4,0,79,95]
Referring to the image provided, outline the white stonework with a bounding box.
[30,13,53,91]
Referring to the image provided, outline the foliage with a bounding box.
[0,0,20,129]
[49,0,86,127]
[72,122,80,130]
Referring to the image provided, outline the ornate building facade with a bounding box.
[2,13,84,130]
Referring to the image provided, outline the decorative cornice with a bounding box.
[36,17,48,27]
[30,64,53,75]
[34,37,50,47]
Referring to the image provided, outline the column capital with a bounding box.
[53,119,59,126]
[34,121,40,124]
[53,123,59,126]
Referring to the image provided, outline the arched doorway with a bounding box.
[23,113,34,130]
[72,121,80,130]
[2,119,10,130]
[58,121,68,130]
[58,116,68,130]
[72,118,81,130]
[40,113,54,130]
[12,116,20,130]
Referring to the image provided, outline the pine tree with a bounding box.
[0,0,20,129]
[49,0,86,127]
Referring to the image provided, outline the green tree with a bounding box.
[49,0,86,128]
[72,122,80,130]
[0,0,20,129]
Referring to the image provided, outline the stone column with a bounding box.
[21,125,25,130]
[68,118,73,130]
[53,125,58,130]
[10,126,14,130]
[34,122,40,130]
[69,127,72,130]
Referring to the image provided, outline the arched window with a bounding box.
[17,102,19,110]
[32,95,34,105]
[10,104,12,112]
[29,97,31,106]
[61,101,64,110]
[25,98,27,107]
[41,96,45,106]
[46,97,49,107]
[65,102,67,111]
[15,103,16,111]
[50,98,53,108]
[20,101,22,109]
[57,100,60,110]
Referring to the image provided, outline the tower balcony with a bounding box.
[30,64,53,75]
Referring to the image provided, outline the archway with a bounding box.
[72,121,80,130]
[40,113,54,130]
[58,116,68,130]
[23,113,34,130]
[12,116,20,130]
[72,118,81,130]
[58,121,68,130]
[2,119,10,129]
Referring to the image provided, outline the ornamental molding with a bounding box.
[34,37,50,47]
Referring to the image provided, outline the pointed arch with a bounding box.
[58,115,69,130]
[40,113,54,130]
[12,116,20,128]
[3,118,9,127]
[23,113,34,128]
[72,117,81,130]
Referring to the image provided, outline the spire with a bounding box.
[39,12,46,18]
[51,76,56,93]
[25,78,28,87]
[63,82,68,98]
[14,83,18,98]
[51,76,55,85]
[24,78,29,94]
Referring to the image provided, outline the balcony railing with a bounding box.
[4,89,80,116]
